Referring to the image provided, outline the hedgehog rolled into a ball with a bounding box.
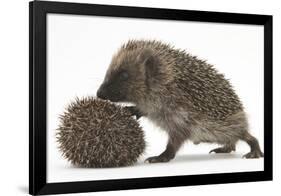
[56,97,145,168]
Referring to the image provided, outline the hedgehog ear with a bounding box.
[138,49,159,79]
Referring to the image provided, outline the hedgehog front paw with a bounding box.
[124,106,143,119]
[243,150,264,159]
[145,155,172,163]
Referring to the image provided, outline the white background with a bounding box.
[47,14,264,183]
[0,0,280,195]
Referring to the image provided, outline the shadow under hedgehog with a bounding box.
[97,39,264,163]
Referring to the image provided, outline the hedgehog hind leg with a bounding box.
[241,132,264,159]
[209,143,236,154]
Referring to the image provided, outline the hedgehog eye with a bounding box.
[120,71,129,81]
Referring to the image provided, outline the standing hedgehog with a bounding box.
[97,40,263,163]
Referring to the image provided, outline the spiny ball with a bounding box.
[56,97,145,168]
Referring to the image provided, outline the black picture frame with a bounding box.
[29,0,273,195]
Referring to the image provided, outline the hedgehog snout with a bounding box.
[97,83,119,101]
[96,85,107,100]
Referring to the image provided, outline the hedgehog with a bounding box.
[96,39,264,163]
[56,97,145,168]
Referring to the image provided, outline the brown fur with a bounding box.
[97,40,263,163]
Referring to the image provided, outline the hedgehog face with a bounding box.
[97,49,157,103]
